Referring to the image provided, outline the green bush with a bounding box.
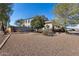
[28,28,34,32]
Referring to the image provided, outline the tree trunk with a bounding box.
[52,25,56,33]
[52,25,54,31]
[1,21,6,35]
[64,18,68,33]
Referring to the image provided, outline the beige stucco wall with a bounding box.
[45,21,53,29]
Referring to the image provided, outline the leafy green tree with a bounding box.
[15,19,25,27]
[55,3,79,30]
[0,3,13,34]
[31,16,47,30]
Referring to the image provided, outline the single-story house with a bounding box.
[44,21,52,29]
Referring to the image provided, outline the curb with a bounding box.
[0,34,11,49]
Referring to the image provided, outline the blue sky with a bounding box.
[10,3,56,26]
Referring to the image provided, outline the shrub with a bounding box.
[28,28,34,32]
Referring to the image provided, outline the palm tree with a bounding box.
[0,3,13,34]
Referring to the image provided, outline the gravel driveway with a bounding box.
[0,32,79,56]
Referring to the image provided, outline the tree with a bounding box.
[0,3,13,34]
[31,15,47,30]
[52,18,65,32]
[55,3,79,31]
[15,19,25,27]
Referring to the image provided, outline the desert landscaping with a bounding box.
[1,3,79,56]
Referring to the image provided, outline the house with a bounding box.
[22,18,53,29]
[44,21,52,29]
[22,18,32,28]
[20,18,53,30]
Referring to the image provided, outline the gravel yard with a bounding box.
[0,32,7,45]
[0,32,4,44]
[0,32,79,56]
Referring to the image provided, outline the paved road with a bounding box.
[0,32,79,56]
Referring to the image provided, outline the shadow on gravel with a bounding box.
[12,32,32,34]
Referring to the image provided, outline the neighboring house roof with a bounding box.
[45,21,52,24]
